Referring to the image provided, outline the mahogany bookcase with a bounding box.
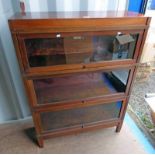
[9,11,151,147]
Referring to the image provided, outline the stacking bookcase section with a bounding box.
[19,33,139,67]
[9,11,151,147]
[40,101,122,132]
[17,31,142,77]
[33,69,130,105]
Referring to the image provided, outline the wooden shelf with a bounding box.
[40,102,122,132]
[28,52,92,67]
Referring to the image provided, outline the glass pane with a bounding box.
[25,34,138,67]
[33,69,129,105]
[40,102,122,131]
[83,102,122,125]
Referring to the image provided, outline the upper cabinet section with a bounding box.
[20,32,138,67]
[9,11,151,77]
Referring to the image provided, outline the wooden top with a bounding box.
[9,11,151,33]
[10,11,144,20]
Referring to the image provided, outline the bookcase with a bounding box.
[9,11,151,147]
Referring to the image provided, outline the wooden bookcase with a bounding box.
[9,11,151,147]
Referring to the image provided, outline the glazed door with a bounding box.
[30,68,133,106]
[40,101,123,132]
[18,30,143,74]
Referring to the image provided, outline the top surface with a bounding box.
[10,11,144,20]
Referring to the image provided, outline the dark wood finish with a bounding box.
[9,11,151,147]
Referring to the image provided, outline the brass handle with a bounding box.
[56,33,61,38]
[117,32,122,35]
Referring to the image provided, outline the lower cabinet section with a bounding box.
[40,101,122,133]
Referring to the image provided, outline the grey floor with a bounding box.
[0,118,146,154]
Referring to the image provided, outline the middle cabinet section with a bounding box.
[32,68,131,106]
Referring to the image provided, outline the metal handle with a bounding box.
[117,32,122,35]
[56,33,61,38]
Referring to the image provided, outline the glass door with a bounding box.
[33,68,130,105]
[18,31,142,72]
[40,101,122,132]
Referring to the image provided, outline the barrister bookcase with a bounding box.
[9,11,151,147]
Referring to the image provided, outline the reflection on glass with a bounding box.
[33,69,129,104]
[25,34,138,67]
[41,102,122,131]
